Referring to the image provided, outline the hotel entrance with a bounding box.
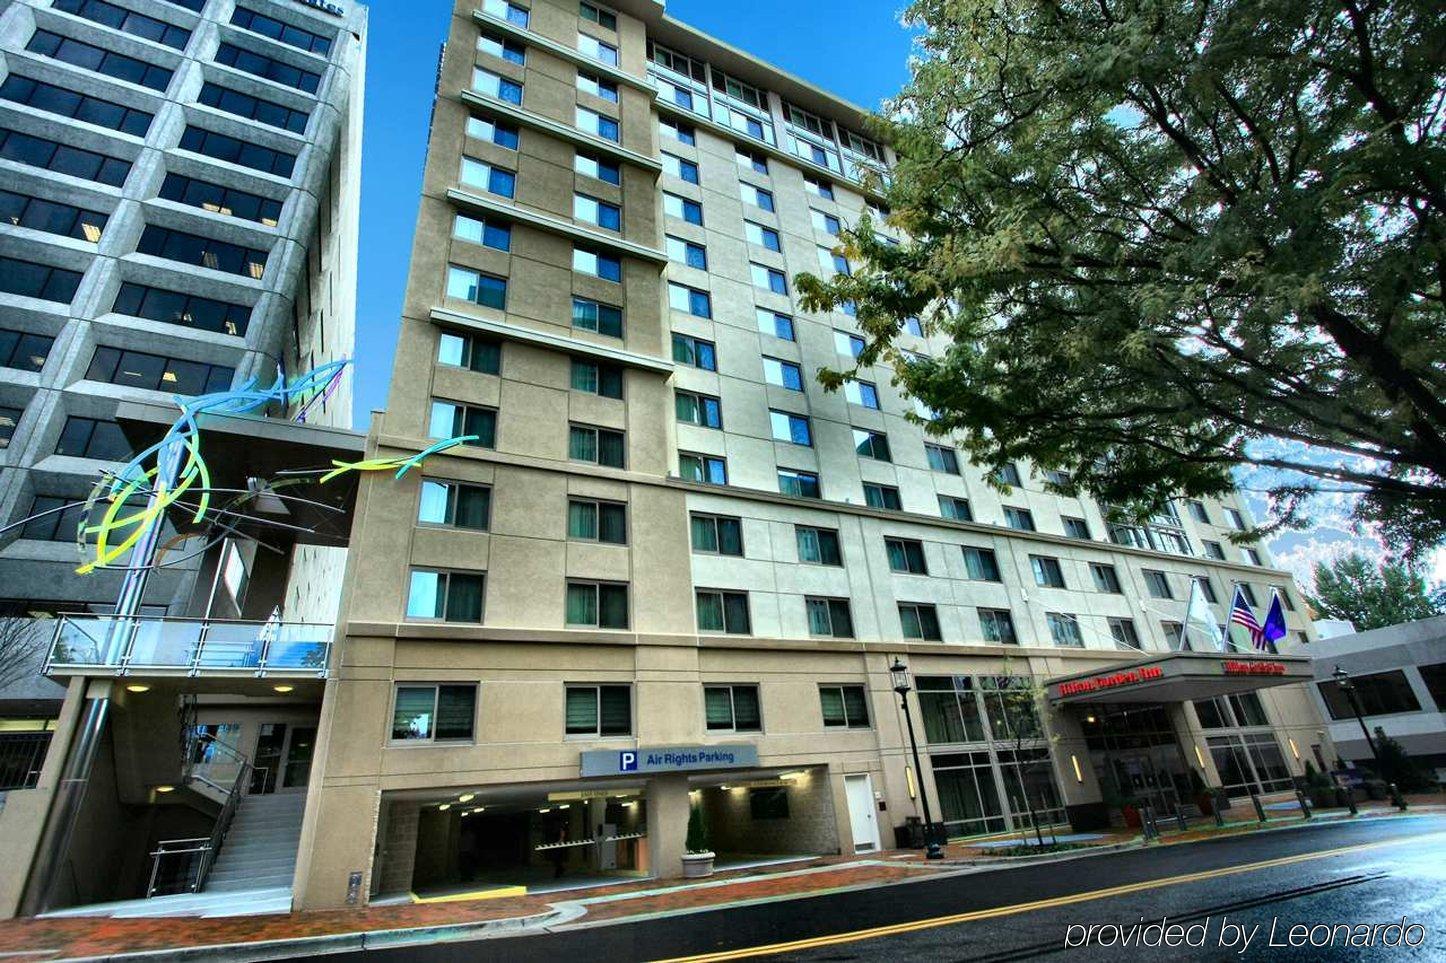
[1079,704,1193,816]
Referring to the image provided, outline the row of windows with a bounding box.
[0,74,153,136]
[52,0,189,49]
[0,127,131,186]
[215,42,320,94]
[390,679,862,745]
[137,224,268,279]
[0,255,84,303]
[28,29,172,92]
[231,6,334,56]
[0,188,107,241]
[199,82,310,134]
[179,125,296,177]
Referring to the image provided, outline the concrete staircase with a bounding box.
[204,792,307,893]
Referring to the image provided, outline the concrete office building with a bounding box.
[286,0,1329,912]
[0,0,366,917]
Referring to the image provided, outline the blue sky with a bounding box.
[349,0,915,417]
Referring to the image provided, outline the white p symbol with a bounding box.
[620,751,637,771]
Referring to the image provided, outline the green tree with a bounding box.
[796,0,1446,558]
[1305,552,1443,629]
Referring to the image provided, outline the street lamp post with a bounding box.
[890,657,944,860]
[1332,664,1383,770]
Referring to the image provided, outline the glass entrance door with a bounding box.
[282,726,316,789]
[250,723,286,794]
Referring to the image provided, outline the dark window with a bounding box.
[86,346,233,394]
[939,496,973,521]
[20,494,82,541]
[705,685,761,732]
[444,265,507,309]
[417,480,491,530]
[0,328,55,372]
[0,128,130,185]
[820,685,869,727]
[1031,555,1066,588]
[1419,663,1446,712]
[900,603,943,641]
[1317,670,1422,720]
[436,330,500,374]
[853,429,891,461]
[572,297,623,337]
[0,256,83,303]
[0,406,20,450]
[796,526,841,565]
[112,283,251,336]
[428,400,497,448]
[978,608,1017,643]
[1090,563,1122,593]
[806,597,854,637]
[1143,569,1174,599]
[390,684,475,742]
[674,389,722,428]
[679,451,727,485]
[696,590,750,634]
[962,547,1001,581]
[565,583,629,629]
[405,569,485,622]
[0,190,107,241]
[161,0,205,10]
[55,416,131,460]
[565,684,631,735]
[994,462,1022,486]
[0,74,152,135]
[198,82,310,133]
[179,125,297,177]
[925,444,959,474]
[690,514,742,556]
[863,483,901,510]
[778,469,821,499]
[159,173,283,226]
[886,538,927,574]
[1063,516,1091,539]
[567,498,627,544]
[569,424,625,468]
[231,6,333,55]
[27,30,172,91]
[215,43,320,93]
[52,0,190,48]
[1003,506,1035,531]
[672,333,716,370]
[137,225,268,278]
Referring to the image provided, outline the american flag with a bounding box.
[1229,587,1266,651]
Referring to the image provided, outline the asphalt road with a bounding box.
[328,813,1446,962]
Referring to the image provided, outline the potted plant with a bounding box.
[681,803,714,878]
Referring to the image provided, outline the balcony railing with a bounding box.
[46,616,332,678]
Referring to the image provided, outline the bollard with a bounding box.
[1212,789,1226,828]
[1295,789,1312,819]
[1390,783,1408,811]
[1338,786,1358,816]
[1141,803,1157,841]
[1176,809,1188,832]
[1250,791,1267,823]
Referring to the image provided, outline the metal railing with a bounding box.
[0,732,51,790]
[147,730,255,897]
[45,615,332,679]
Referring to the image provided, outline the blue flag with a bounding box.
[1262,591,1288,652]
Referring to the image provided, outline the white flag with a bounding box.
[1183,577,1227,652]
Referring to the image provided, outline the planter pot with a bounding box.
[1121,805,1142,829]
[682,851,715,878]
[1194,793,1214,816]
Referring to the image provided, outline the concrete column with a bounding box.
[1171,703,1223,787]
[1046,706,1102,807]
[645,774,691,878]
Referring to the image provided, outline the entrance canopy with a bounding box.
[1046,651,1312,705]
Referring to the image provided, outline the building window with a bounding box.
[672,333,716,370]
[1245,547,1264,566]
[778,468,821,499]
[0,256,83,303]
[1238,583,1259,607]
[696,590,751,634]
[679,451,727,485]
[1270,585,1296,611]
[577,33,618,66]
[1203,540,1226,560]
[1108,618,1141,649]
[667,282,711,317]
[565,684,631,735]
[568,498,626,544]
[581,1,617,30]
[900,603,943,641]
[565,582,629,629]
[1031,555,1066,588]
[179,126,295,177]
[705,685,760,731]
[852,429,891,461]
[479,30,527,64]
[750,263,788,295]
[0,127,130,185]
[1195,576,1219,603]
[844,380,880,408]
[571,359,624,399]
[886,538,927,574]
[1090,563,1122,594]
[924,444,959,474]
[482,0,529,27]
[961,547,1002,581]
[53,417,121,460]
[762,356,803,390]
[1047,612,1084,647]
[807,597,854,637]
[1143,569,1174,599]
[28,29,172,91]
[1316,670,1422,720]
[574,193,621,230]
[445,265,507,309]
[418,480,490,530]
[572,296,623,337]
[0,74,152,136]
[1062,516,1091,539]
[804,175,835,200]
[939,496,973,521]
[454,213,511,252]
[568,424,625,467]
[675,389,722,428]
[1418,663,1446,711]
[811,209,842,235]
[740,183,775,211]
[978,608,1017,644]
[110,283,250,336]
[994,462,1023,487]
[1003,506,1035,531]
[1187,500,1210,524]
[573,247,621,281]
[575,105,619,141]
[0,189,107,242]
[137,226,267,279]
[660,117,695,145]
[406,569,485,622]
[661,152,698,182]
[390,684,476,743]
[756,308,794,340]
[215,42,320,93]
[198,82,309,133]
[820,685,869,728]
[665,236,707,269]
[817,246,850,276]
[85,346,233,395]
[19,494,86,541]
[745,221,782,252]
[690,513,742,556]
[574,151,619,184]
[1161,621,1185,648]
[460,156,516,197]
[1225,507,1246,530]
[474,67,523,104]
[864,483,902,510]
[663,192,703,225]
[428,399,497,448]
[468,114,521,149]
[159,173,281,226]
[231,6,333,54]
[796,526,842,565]
[736,148,768,173]
[769,410,812,446]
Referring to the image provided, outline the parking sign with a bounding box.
[620,751,638,772]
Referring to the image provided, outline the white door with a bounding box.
[844,773,881,852]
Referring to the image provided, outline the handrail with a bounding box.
[46,615,332,679]
[147,730,256,897]
[193,755,253,892]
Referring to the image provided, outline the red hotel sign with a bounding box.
[1058,666,1163,697]
[1223,660,1288,676]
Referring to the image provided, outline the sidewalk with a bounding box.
[0,800,1437,962]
